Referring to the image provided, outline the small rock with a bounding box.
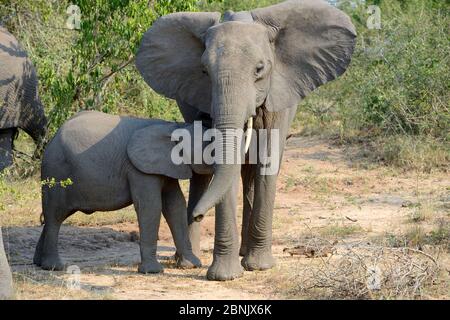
[129,231,139,242]
[401,200,413,208]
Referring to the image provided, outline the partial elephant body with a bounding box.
[34,111,202,273]
[0,128,15,170]
[42,112,156,212]
[0,228,13,299]
[0,26,47,170]
[136,0,356,280]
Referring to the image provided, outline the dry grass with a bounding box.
[377,136,450,173]
[319,224,364,238]
[286,243,442,300]
[12,268,115,300]
[65,210,137,227]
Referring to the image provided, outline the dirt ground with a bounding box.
[1,136,449,299]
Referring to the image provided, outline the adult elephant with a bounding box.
[0,26,47,171]
[1,26,47,298]
[136,0,356,280]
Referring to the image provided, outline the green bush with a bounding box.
[1,0,448,171]
[0,0,200,136]
[295,0,449,169]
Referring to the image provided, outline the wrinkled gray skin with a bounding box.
[0,26,47,171]
[33,111,207,273]
[0,228,13,299]
[1,26,47,299]
[136,0,356,280]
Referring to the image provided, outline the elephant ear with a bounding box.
[127,123,192,180]
[136,12,221,114]
[251,0,357,112]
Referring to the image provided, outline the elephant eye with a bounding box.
[202,68,209,76]
[255,63,265,76]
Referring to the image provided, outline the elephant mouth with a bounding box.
[197,113,213,129]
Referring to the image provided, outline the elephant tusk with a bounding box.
[244,117,253,154]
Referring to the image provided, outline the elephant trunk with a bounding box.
[192,127,242,221]
[192,73,254,221]
[20,100,47,158]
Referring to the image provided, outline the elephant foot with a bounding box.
[0,286,13,300]
[176,252,202,269]
[242,248,276,271]
[138,260,164,274]
[39,255,65,271]
[207,254,243,281]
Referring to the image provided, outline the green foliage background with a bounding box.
[0,0,448,170]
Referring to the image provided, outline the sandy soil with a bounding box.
[2,136,449,299]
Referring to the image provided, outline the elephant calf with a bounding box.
[34,111,209,273]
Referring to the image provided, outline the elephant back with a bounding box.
[0,26,45,139]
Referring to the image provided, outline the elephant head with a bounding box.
[136,0,356,220]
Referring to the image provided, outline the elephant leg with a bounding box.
[241,109,293,271]
[33,189,48,266]
[34,187,72,270]
[38,216,66,271]
[0,228,13,299]
[162,179,201,269]
[129,172,164,274]
[207,176,243,281]
[241,171,278,271]
[240,164,256,256]
[186,172,212,257]
[33,229,45,266]
[0,128,15,171]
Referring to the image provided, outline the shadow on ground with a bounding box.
[2,225,176,271]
